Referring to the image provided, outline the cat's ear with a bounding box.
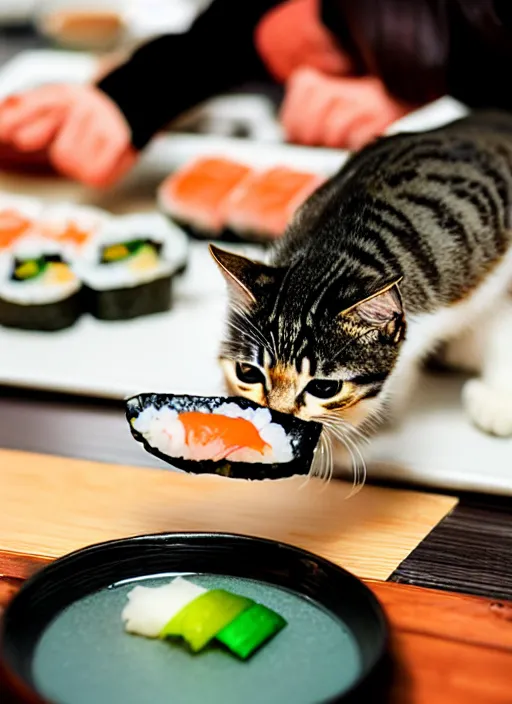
[209,244,279,306]
[343,279,404,329]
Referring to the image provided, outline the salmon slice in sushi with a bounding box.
[126,394,322,480]
[0,194,42,251]
[39,203,108,258]
[224,167,324,241]
[158,157,252,240]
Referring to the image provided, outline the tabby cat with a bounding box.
[211,111,512,477]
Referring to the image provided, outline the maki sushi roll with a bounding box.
[224,166,324,241]
[126,393,322,480]
[158,157,252,241]
[122,576,286,660]
[76,212,188,321]
[0,233,82,331]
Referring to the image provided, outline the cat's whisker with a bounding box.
[298,472,312,490]
[310,434,324,481]
[310,432,329,490]
[306,424,333,488]
[226,311,260,341]
[320,415,371,457]
[340,432,367,498]
[322,419,365,468]
[323,423,359,490]
[307,437,320,482]
[229,306,275,358]
[225,318,267,354]
[320,433,333,492]
[302,433,326,488]
[316,417,367,497]
[232,314,270,350]
[320,412,370,444]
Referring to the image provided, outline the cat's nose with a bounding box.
[266,390,297,416]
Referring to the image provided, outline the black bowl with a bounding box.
[0,533,391,704]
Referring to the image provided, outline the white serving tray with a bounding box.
[0,50,506,496]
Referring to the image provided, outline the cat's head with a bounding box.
[211,244,406,428]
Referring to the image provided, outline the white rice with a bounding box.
[122,577,206,638]
[131,401,294,464]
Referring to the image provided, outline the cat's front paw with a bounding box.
[462,379,512,437]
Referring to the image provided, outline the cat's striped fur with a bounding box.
[212,111,512,471]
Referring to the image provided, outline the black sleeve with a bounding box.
[97,0,278,150]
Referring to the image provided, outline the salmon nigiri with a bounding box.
[224,166,324,240]
[158,157,252,236]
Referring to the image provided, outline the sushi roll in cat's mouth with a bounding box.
[126,394,322,480]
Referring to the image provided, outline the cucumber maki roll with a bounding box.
[0,234,82,331]
[126,393,322,480]
[76,213,188,321]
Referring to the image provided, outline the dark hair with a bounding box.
[321,0,512,105]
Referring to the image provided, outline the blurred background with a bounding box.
[0,0,211,52]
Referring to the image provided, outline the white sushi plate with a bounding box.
[0,50,508,496]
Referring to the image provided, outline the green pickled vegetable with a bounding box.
[217,603,287,659]
[160,589,253,652]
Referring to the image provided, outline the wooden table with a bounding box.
[0,450,510,703]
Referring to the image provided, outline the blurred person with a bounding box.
[0,0,510,187]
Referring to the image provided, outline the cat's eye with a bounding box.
[305,379,344,399]
[235,362,265,385]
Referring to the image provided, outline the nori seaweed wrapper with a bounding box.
[126,393,322,480]
[0,288,83,331]
[167,217,271,247]
[85,275,172,321]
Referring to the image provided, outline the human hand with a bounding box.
[280,68,413,150]
[0,84,137,187]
